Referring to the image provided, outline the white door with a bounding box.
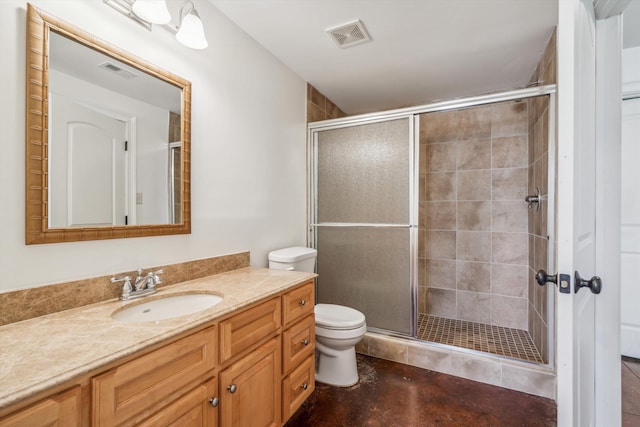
[67,122,121,226]
[49,93,127,227]
[621,98,640,358]
[556,0,600,425]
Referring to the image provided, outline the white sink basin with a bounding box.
[112,293,223,323]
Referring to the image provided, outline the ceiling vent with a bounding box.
[98,62,138,79]
[326,20,371,49]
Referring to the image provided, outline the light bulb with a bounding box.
[176,12,208,50]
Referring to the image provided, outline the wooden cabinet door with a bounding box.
[93,326,216,426]
[0,386,81,427]
[137,376,218,427]
[219,338,280,427]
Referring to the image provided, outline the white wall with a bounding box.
[621,47,640,357]
[0,0,308,291]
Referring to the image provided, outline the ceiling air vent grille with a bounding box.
[326,20,371,49]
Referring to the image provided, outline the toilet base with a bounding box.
[314,344,359,387]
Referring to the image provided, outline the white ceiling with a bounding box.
[209,0,558,114]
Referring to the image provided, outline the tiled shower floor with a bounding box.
[418,314,544,363]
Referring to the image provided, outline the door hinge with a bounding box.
[125,215,128,225]
[124,140,128,151]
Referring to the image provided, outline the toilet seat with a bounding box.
[315,304,366,330]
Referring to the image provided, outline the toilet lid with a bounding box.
[315,304,366,329]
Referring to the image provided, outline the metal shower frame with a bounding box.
[307,84,557,365]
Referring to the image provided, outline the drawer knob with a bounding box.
[301,339,309,346]
[208,397,219,407]
[301,383,308,390]
[227,384,237,394]
[299,299,306,306]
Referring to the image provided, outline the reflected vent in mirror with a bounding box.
[98,62,139,79]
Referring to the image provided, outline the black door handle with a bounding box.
[535,270,557,286]
[574,271,602,294]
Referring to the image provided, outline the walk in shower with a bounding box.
[308,86,555,365]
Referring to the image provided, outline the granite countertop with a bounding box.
[0,267,316,410]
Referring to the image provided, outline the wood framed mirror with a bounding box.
[25,4,191,244]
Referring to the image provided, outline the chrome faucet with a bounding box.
[111,268,163,301]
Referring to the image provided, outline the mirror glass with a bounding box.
[26,4,191,244]
[48,31,182,228]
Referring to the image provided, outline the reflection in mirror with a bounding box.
[169,140,182,223]
[48,31,182,228]
[26,4,191,244]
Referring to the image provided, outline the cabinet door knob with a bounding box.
[301,383,308,390]
[301,339,309,346]
[227,384,237,393]
[299,299,306,306]
[208,397,219,407]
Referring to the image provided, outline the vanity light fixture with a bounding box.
[175,1,208,50]
[131,0,171,24]
[104,0,208,50]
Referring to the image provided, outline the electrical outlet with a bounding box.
[136,193,143,204]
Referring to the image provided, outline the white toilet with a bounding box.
[268,247,366,387]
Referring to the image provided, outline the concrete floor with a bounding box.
[285,354,556,427]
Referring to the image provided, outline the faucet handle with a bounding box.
[111,276,133,299]
[151,269,163,286]
[111,275,131,284]
[143,272,156,290]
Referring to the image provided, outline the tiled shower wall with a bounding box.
[307,83,347,122]
[526,28,556,364]
[418,101,531,330]
[527,96,550,363]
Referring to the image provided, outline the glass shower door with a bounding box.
[310,118,415,336]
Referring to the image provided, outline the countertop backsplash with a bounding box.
[0,251,250,326]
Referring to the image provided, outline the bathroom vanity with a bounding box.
[0,268,316,426]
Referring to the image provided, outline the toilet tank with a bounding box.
[268,247,317,273]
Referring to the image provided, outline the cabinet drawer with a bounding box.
[0,386,81,427]
[282,281,314,327]
[282,355,315,422]
[219,298,280,365]
[282,314,315,375]
[92,326,216,426]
